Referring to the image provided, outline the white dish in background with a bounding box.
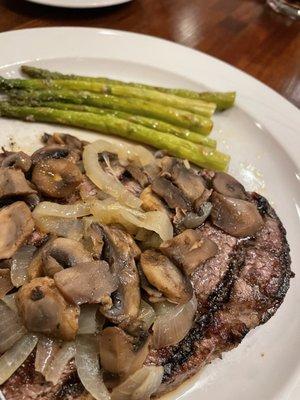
[25,0,132,9]
[0,27,299,400]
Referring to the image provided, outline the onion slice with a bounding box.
[33,201,91,219]
[75,334,110,400]
[0,334,38,385]
[34,216,84,240]
[2,293,18,314]
[152,295,197,349]
[111,366,164,400]
[91,199,173,241]
[83,139,154,209]
[0,270,13,299]
[44,341,75,385]
[0,301,26,353]
[10,245,36,288]
[78,304,104,335]
[35,336,60,375]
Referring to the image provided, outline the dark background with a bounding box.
[0,0,299,107]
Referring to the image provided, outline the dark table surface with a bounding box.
[0,0,299,107]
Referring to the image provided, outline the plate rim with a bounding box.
[24,0,132,9]
[0,26,299,400]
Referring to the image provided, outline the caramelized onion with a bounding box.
[10,245,36,288]
[111,366,164,400]
[33,201,90,219]
[34,216,84,240]
[75,334,110,400]
[78,304,104,335]
[0,334,38,385]
[152,295,197,349]
[35,336,60,375]
[44,341,75,385]
[91,199,173,241]
[0,301,26,353]
[83,139,155,209]
[2,293,18,313]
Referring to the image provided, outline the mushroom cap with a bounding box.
[160,229,218,275]
[31,144,80,165]
[16,277,79,341]
[151,177,191,210]
[161,156,205,202]
[99,224,141,327]
[32,158,83,199]
[42,237,93,277]
[54,260,118,306]
[211,192,264,237]
[0,168,36,199]
[0,201,34,260]
[212,172,247,200]
[1,151,32,173]
[99,326,150,377]
[140,250,193,304]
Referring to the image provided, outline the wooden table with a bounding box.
[0,0,299,107]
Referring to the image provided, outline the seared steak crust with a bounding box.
[150,193,292,396]
[1,194,292,400]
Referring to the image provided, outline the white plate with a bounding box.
[25,0,132,9]
[0,27,299,400]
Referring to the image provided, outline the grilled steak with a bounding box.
[1,193,292,400]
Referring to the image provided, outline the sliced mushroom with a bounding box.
[140,186,170,215]
[143,163,160,182]
[99,224,141,327]
[54,260,118,305]
[27,237,54,281]
[122,178,143,198]
[1,151,32,172]
[42,132,87,151]
[82,221,104,259]
[161,156,205,202]
[212,172,247,199]
[126,164,150,188]
[0,201,34,260]
[42,237,93,277]
[99,326,150,377]
[31,144,80,165]
[174,202,212,232]
[32,159,83,198]
[151,177,191,210]
[16,277,79,341]
[211,192,264,237]
[140,250,193,304]
[0,168,36,199]
[138,265,166,303]
[160,229,218,275]
[194,188,213,212]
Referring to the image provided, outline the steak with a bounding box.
[0,194,292,400]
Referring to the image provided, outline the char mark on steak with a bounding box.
[148,193,292,396]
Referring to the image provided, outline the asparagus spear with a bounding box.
[29,101,217,148]
[0,78,216,117]
[0,102,230,171]
[21,65,235,111]
[6,89,213,135]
